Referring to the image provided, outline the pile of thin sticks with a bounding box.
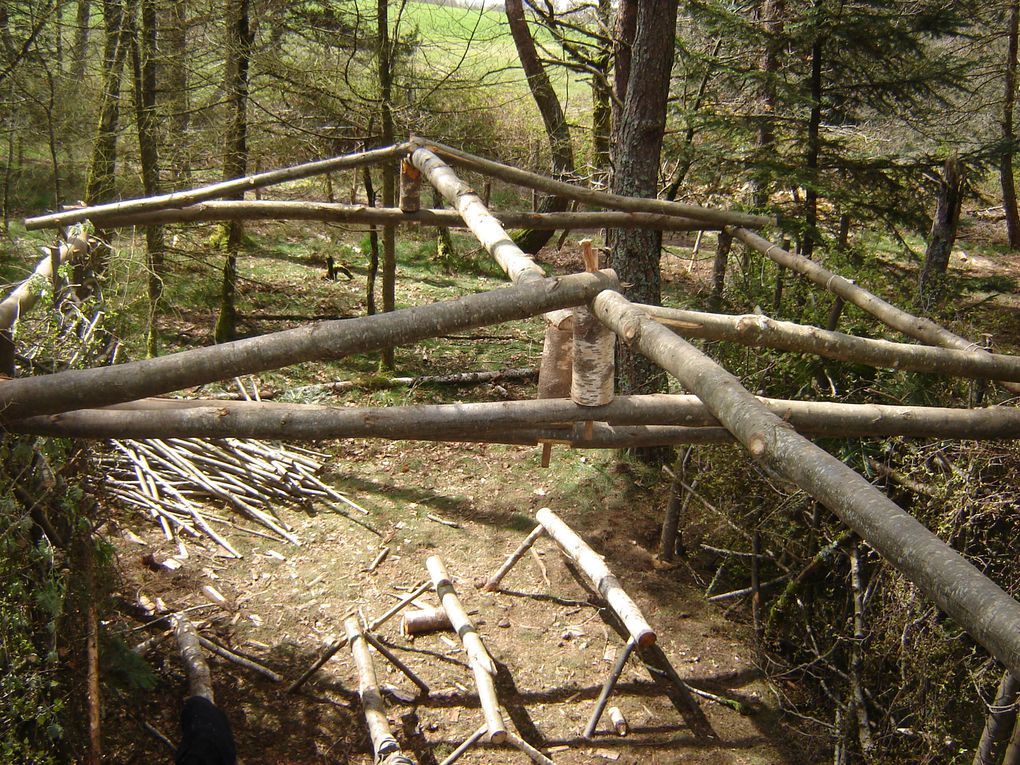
[100,437,366,555]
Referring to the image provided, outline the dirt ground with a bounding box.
[102,435,815,764]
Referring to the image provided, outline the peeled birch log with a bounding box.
[571,240,614,408]
[173,613,214,701]
[399,159,421,213]
[345,617,402,759]
[417,138,768,228]
[426,556,506,744]
[0,246,65,331]
[642,304,1020,383]
[535,508,656,648]
[593,288,1020,681]
[401,607,452,636]
[0,269,616,422]
[733,228,1020,394]
[93,202,715,232]
[16,395,1020,443]
[537,323,573,399]
[24,143,413,230]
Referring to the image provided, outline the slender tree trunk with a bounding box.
[130,0,164,356]
[918,156,964,312]
[590,0,612,184]
[505,0,574,254]
[1002,0,1020,248]
[72,0,92,82]
[163,0,190,189]
[377,0,396,369]
[363,165,379,316]
[802,3,823,262]
[610,0,678,403]
[215,0,252,344]
[751,0,784,209]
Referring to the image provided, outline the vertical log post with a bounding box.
[973,671,1020,765]
[426,556,507,744]
[572,239,615,440]
[537,320,573,466]
[399,157,421,213]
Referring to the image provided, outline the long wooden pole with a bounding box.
[426,556,506,744]
[593,288,1020,680]
[0,247,62,331]
[0,269,616,422]
[733,228,1020,394]
[536,507,656,647]
[344,616,402,760]
[643,304,1020,383]
[24,143,413,230]
[15,394,1020,443]
[417,138,769,228]
[80,201,715,232]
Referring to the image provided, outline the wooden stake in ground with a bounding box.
[571,240,615,441]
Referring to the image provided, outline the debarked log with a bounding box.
[593,288,1020,681]
[536,507,656,648]
[345,616,402,760]
[0,269,617,422]
[642,304,1020,383]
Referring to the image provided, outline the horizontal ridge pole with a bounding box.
[0,270,616,422]
[84,201,715,233]
[13,395,1020,441]
[24,143,413,230]
[594,288,1020,681]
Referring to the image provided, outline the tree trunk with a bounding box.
[377,0,396,369]
[85,0,130,207]
[215,0,253,344]
[918,155,964,312]
[590,0,612,184]
[1002,0,1020,248]
[505,0,574,254]
[609,0,678,403]
[71,0,92,81]
[163,0,191,189]
[751,0,784,209]
[973,671,1020,765]
[363,166,379,316]
[802,2,823,262]
[709,230,732,311]
[130,0,164,357]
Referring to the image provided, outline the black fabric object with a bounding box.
[175,696,237,765]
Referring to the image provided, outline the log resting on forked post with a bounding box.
[592,288,1020,681]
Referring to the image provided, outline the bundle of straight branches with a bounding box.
[98,437,367,555]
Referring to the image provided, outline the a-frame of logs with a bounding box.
[9,136,1020,756]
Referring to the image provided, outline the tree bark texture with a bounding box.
[609,0,678,397]
[505,0,573,254]
[592,288,1020,684]
[0,270,616,421]
[1003,0,1020,249]
[751,0,784,208]
[17,394,1020,443]
[918,155,965,312]
[84,0,130,207]
[377,0,396,369]
[973,671,1020,765]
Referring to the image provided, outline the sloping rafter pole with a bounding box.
[414,138,769,229]
[733,228,1020,394]
[23,143,413,231]
[14,395,1020,442]
[592,288,1020,680]
[0,270,616,422]
[642,304,1020,383]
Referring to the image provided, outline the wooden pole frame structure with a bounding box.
[9,139,1020,730]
